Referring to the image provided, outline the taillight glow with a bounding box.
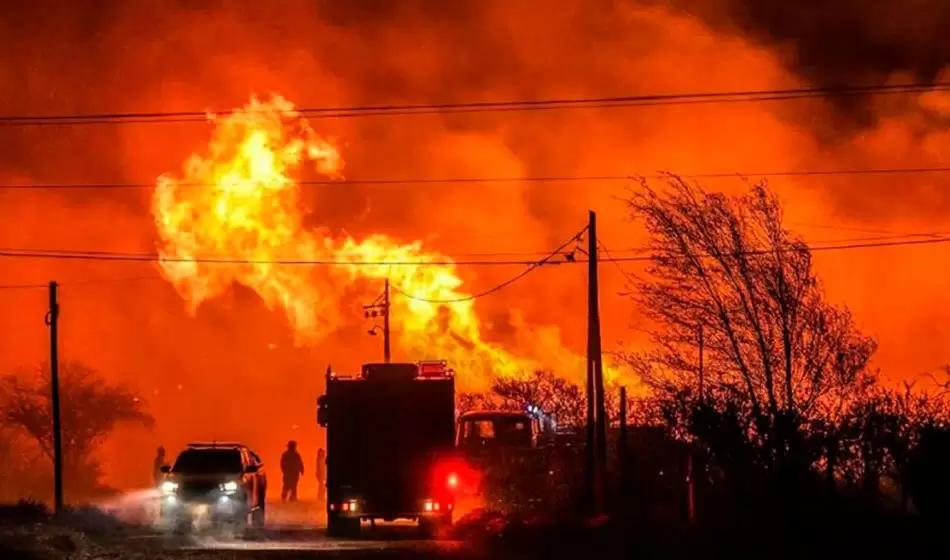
[340,499,358,512]
[433,457,479,496]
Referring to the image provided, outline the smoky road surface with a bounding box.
[177,530,463,556]
[0,496,480,559]
[131,501,470,559]
[138,527,466,559]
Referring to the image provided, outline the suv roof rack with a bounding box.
[186,442,247,449]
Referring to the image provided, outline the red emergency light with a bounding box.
[432,456,479,498]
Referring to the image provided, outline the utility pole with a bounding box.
[584,362,595,510]
[618,386,628,502]
[363,279,391,363]
[698,325,705,404]
[591,212,608,504]
[587,210,608,512]
[585,235,596,513]
[383,279,391,364]
[687,453,695,522]
[45,281,63,514]
[688,324,705,523]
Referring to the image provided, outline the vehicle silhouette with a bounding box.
[158,442,267,534]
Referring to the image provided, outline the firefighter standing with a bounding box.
[280,440,304,502]
[316,448,326,503]
[153,446,167,486]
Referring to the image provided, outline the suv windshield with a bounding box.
[172,449,243,474]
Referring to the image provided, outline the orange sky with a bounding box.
[1,1,949,495]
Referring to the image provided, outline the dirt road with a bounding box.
[151,499,472,558]
[1,499,477,560]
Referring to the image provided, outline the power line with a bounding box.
[0,282,47,290]
[0,231,936,290]
[65,275,162,286]
[0,82,947,127]
[0,276,164,291]
[0,230,933,291]
[0,248,543,266]
[1,234,950,268]
[603,235,950,263]
[5,166,950,191]
[391,227,588,304]
[415,231,950,259]
[597,239,642,286]
[789,222,946,239]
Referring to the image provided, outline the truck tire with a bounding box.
[418,518,435,538]
[327,514,342,537]
[327,514,360,537]
[419,514,451,538]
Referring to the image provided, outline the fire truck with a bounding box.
[317,361,458,537]
[455,408,564,512]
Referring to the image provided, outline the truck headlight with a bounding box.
[219,481,239,494]
[160,481,178,495]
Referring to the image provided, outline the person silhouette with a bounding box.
[316,448,326,503]
[153,446,166,486]
[280,440,304,502]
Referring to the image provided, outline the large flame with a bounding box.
[151,94,611,390]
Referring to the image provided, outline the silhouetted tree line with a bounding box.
[460,177,950,523]
[620,177,950,521]
[0,362,152,503]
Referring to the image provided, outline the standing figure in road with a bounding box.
[280,440,304,502]
[316,448,326,503]
[153,446,166,487]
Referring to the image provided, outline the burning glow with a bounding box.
[152,94,620,389]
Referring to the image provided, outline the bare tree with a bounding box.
[491,371,586,426]
[458,370,629,428]
[0,427,50,502]
[625,176,876,463]
[0,362,153,497]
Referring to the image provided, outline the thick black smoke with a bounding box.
[655,0,950,125]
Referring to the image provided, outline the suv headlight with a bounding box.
[219,481,239,494]
[160,481,178,495]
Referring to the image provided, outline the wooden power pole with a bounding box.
[690,324,705,522]
[587,210,608,511]
[45,281,63,513]
[585,224,596,513]
[619,386,628,499]
[363,279,392,363]
[698,325,705,404]
[383,279,391,364]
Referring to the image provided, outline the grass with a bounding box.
[452,502,950,559]
[0,500,163,560]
